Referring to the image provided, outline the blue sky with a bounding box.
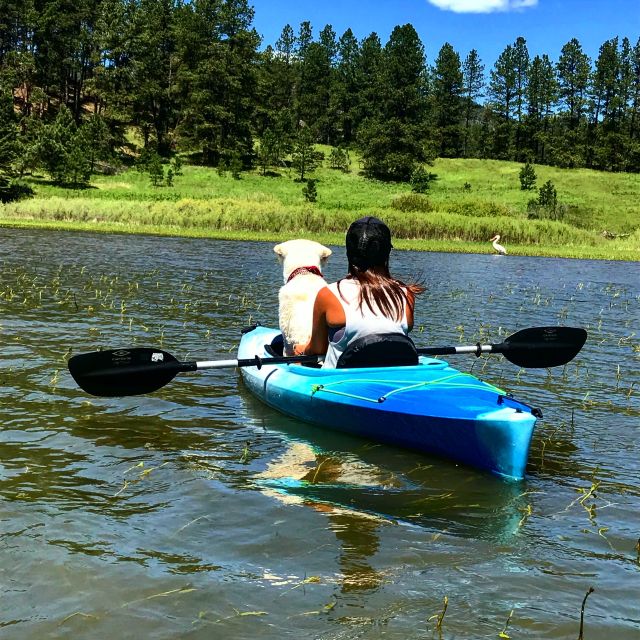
[250,0,639,68]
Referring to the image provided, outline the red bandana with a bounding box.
[286,266,323,284]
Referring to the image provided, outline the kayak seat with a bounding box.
[265,333,284,357]
[265,333,322,367]
[336,333,418,369]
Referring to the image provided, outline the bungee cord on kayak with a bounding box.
[310,372,506,404]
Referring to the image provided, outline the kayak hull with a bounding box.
[238,326,537,480]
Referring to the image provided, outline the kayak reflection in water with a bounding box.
[297,217,425,368]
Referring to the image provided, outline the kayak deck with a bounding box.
[238,326,538,480]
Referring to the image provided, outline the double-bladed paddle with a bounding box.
[67,326,587,397]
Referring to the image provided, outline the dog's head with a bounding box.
[273,239,332,283]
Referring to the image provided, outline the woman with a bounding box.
[298,216,425,368]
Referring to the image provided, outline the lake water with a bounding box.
[1,228,638,639]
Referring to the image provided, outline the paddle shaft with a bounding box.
[196,345,490,370]
[198,354,320,369]
[181,340,551,371]
[68,326,587,396]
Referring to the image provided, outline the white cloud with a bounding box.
[427,0,538,13]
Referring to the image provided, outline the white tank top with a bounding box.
[323,279,409,369]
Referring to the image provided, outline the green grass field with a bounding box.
[1,153,638,260]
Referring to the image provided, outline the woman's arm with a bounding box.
[297,287,345,355]
[405,289,415,332]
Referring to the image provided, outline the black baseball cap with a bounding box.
[346,216,393,268]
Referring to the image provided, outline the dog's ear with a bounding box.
[273,242,287,257]
[320,246,332,259]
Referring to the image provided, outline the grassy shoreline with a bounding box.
[3,216,637,261]
[2,157,638,261]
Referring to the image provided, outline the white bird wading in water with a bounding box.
[490,234,507,255]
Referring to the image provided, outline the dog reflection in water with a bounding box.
[256,441,402,592]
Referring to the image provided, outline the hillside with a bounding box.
[1,156,638,260]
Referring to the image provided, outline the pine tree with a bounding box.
[256,128,280,175]
[82,114,113,173]
[557,38,591,127]
[296,20,313,58]
[316,24,339,144]
[352,32,382,135]
[230,151,243,179]
[410,165,432,193]
[525,54,557,162]
[38,105,91,185]
[175,0,260,166]
[302,177,317,202]
[295,25,339,145]
[334,28,360,144]
[431,42,464,157]
[592,38,621,126]
[0,91,18,175]
[462,49,485,157]
[292,125,318,180]
[129,0,178,154]
[255,25,296,137]
[590,38,623,169]
[33,0,100,119]
[328,146,350,172]
[630,38,640,142]
[0,89,22,201]
[91,0,136,147]
[512,37,530,158]
[489,44,517,158]
[617,37,634,129]
[0,0,38,118]
[276,24,296,64]
[539,180,557,208]
[519,162,536,190]
[358,24,429,181]
[148,152,164,186]
[293,20,314,129]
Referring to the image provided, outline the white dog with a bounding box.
[274,239,332,355]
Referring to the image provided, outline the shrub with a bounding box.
[410,165,431,193]
[446,199,512,217]
[171,155,183,176]
[230,152,243,180]
[527,181,563,221]
[519,162,537,190]
[302,178,317,203]
[0,177,34,203]
[329,147,350,172]
[538,180,557,209]
[390,193,433,213]
[147,153,164,186]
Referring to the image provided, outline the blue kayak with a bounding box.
[238,326,538,480]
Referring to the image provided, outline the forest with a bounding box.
[1,0,639,201]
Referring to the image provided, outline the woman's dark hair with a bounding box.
[339,217,425,320]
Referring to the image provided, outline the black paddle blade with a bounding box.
[497,326,587,368]
[68,348,188,397]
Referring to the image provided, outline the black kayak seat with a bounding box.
[336,333,418,369]
[265,333,285,357]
